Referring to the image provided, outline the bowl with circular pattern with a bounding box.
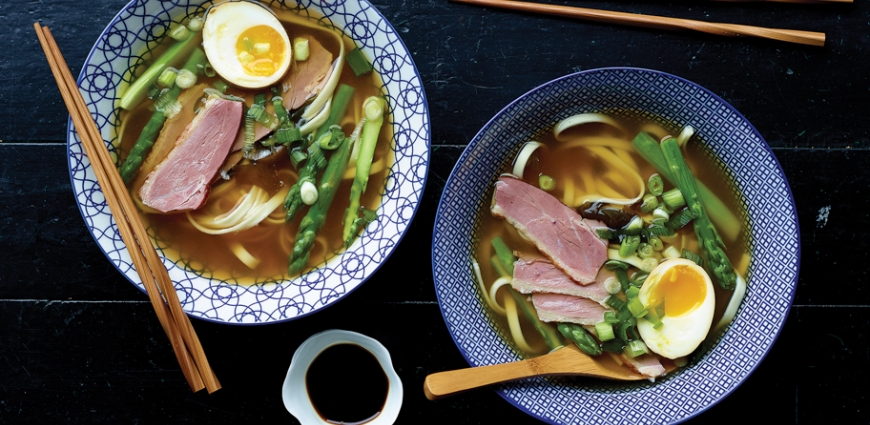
[69,0,429,324]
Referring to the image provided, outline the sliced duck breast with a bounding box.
[139,96,243,213]
[512,255,613,304]
[531,293,609,326]
[491,176,607,284]
[621,353,667,379]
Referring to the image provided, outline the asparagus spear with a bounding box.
[341,96,385,246]
[288,132,352,275]
[283,142,327,221]
[660,137,737,290]
[119,29,199,110]
[118,48,205,184]
[631,131,741,242]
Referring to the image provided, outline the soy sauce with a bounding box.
[305,343,388,424]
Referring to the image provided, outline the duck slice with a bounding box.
[139,96,243,213]
[282,36,334,111]
[531,293,609,326]
[491,176,607,284]
[512,255,613,304]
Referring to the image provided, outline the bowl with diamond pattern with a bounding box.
[431,67,799,424]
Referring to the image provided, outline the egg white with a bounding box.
[202,1,292,89]
[636,258,715,359]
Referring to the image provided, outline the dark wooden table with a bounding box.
[2,0,868,423]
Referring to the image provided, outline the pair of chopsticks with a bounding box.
[33,23,220,394]
[450,0,827,47]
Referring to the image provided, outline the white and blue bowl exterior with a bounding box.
[431,68,799,424]
[68,0,430,324]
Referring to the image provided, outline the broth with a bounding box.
[117,6,393,282]
[475,117,750,356]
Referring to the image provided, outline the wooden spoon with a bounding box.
[424,345,660,400]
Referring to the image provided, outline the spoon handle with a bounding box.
[424,356,552,400]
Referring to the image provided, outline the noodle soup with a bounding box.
[117,3,392,282]
[475,114,750,366]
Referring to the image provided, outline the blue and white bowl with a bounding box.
[69,0,429,324]
[432,68,799,424]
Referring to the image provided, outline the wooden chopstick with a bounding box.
[450,0,826,47]
[33,22,220,393]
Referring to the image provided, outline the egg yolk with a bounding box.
[648,265,707,317]
[235,25,287,77]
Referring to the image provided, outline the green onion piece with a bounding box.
[682,249,705,267]
[168,24,190,41]
[641,257,659,272]
[667,207,697,230]
[316,125,344,150]
[624,286,640,299]
[662,245,681,259]
[648,235,664,251]
[637,242,654,259]
[604,311,620,324]
[345,47,373,76]
[603,277,621,295]
[491,236,515,276]
[662,187,686,210]
[294,37,310,61]
[621,216,643,234]
[648,173,664,196]
[644,309,664,330]
[595,322,616,341]
[618,235,640,257]
[539,175,556,191]
[624,340,649,358]
[175,68,196,89]
[288,144,308,169]
[627,297,647,318]
[596,227,616,240]
[213,79,228,94]
[652,207,670,221]
[156,67,178,88]
[604,260,629,270]
[605,295,626,311]
[640,193,659,213]
[276,126,302,145]
[631,270,650,285]
[615,268,630,291]
[616,317,636,341]
[307,142,327,170]
[187,16,203,32]
[601,339,625,353]
[202,62,216,78]
[647,225,675,237]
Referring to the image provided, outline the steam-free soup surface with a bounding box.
[119,8,392,282]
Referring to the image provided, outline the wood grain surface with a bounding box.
[1,0,867,423]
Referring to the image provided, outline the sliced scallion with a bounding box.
[491,236,515,276]
[168,24,190,41]
[648,173,664,196]
[624,340,649,358]
[175,68,197,89]
[640,193,659,213]
[156,67,178,88]
[595,321,616,341]
[294,37,310,61]
[662,187,686,210]
[345,46,373,76]
[539,175,556,191]
[618,235,640,257]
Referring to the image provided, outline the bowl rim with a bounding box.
[431,66,800,424]
[67,0,431,326]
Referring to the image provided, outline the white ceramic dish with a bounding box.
[282,329,403,424]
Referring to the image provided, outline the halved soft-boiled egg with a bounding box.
[202,1,292,89]
[636,258,715,359]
